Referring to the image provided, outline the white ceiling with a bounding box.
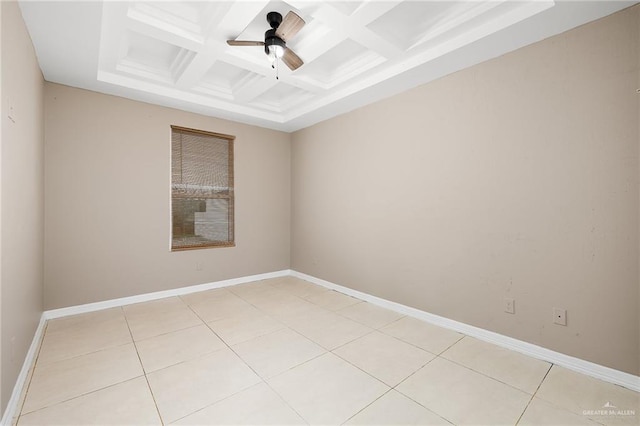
[19,1,636,132]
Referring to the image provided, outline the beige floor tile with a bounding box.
[519,398,602,425]
[135,325,226,373]
[172,382,305,425]
[146,348,261,423]
[123,297,203,341]
[180,288,234,306]
[208,310,284,346]
[380,317,463,354]
[233,328,326,378]
[396,357,530,425]
[22,343,143,414]
[345,390,452,425]
[227,281,277,299]
[284,309,373,350]
[333,331,434,386]
[188,292,257,323]
[254,294,322,319]
[336,302,405,329]
[259,276,293,286]
[18,377,161,425]
[231,282,306,308]
[536,366,640,426]
[268,277,329,299]
[268,352,389,425]
[123,297,188,316]
[45,308,125,333]
[441,336,551,393]
[13,364,37,426]
[38,314,132,365]
[261,276,306,286]
[302,290,361,311]
[238,288,301,309]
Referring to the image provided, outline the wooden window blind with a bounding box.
[171,126,235,250]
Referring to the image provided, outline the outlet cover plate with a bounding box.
[504,298,515,314]
[553,307,567,326]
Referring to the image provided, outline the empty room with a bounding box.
[1,0,639,425]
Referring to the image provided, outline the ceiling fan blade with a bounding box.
[227,40,265,46]
[282,48,304,71]
[275,11,305,41]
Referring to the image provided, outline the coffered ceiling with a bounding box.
[19,1,635,132]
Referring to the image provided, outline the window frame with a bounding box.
[170,125,235,251]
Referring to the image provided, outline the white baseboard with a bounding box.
[1,315,47,426]
[290,270,640,393]
[3,267,637,426]
[43,269,291,320]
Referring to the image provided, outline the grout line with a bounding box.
[185,301,311,424]
[376,314,407,330]
[340,388,394,425]
[18,378,149,415]
[187,278,430,423]
[333,306,407,331]
[327,328,377,353]
[32,308,140,367]
[390,353,438,391]
[207,278,465,425]
[389,356,457,425]
[121,309,165,426]
[515,363,553,425]
[13,321,49,423]
[436,334,466,356]
[33,339,134,369]
[18,376,150,420]
[375,323,448,357]
[518,365,609,426]
[16,317,153,417]
[131,322,204,344]
[439,355,537,395]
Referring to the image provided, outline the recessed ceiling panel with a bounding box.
[124,30,182,71]
[367,1,479,50]
[297,38,383,87]
[137,1,207,26]
[130,2,204,33]
[117,30,196,84]
[204,61,255,92]
[19,0,635,131]
[250,83,315,112]
[328,1,365,17]
[192,60,259,99]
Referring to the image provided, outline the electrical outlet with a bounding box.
[553,308,567,326]
[195,262,202,271]
[10,337,16,362]
[504,298,515,314]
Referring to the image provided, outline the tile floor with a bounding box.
[15,277,639,425]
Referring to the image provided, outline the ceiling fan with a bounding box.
[227,11,305,75]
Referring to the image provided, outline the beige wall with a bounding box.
[291,6,640,375]
[1,1,45,411]
[44,84,291,309]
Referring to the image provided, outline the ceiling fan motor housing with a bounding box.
[264,28,285,55]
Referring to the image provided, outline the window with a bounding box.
[171,126,234,250]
